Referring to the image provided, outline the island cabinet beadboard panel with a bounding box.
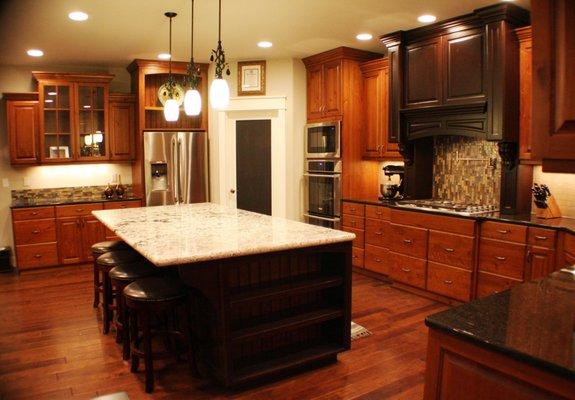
[427,262,472,302]
[428,231,475,270]
[478,238,526,281]
[6,98,40,165]
[108,93,136,161]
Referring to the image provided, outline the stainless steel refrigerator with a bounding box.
[143,131,209,206]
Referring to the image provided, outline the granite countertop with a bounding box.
[342,197,575,234]
[425,267,575,379]
[10,196,142,209]
[93,203,355,267]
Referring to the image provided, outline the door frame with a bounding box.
[216,96,287,218]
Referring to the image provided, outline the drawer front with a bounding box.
[476,271,521,298]
[481,221,527,243]
[427,262,472,302]
[56,203,103,218]
[16,243,58,269]
[389,223,428,258]
[564,233,575,255]
[103,200,141,210]
[527,227,556,248]
[428,231,475,270]
[365,205,390,220]
[389,251,426,289]
[352,247,364,268]
[12,206,55,221]
[364,244,390,275]
[13,219,56,244]
[342,214,365,230]
[365,219,390,248]
[565,251,575,267]
[342,227,364,249]
[342,202,365,217]
[479,238,526,280]
[390,209,475,236]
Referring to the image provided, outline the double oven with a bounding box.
[303,121,342,229]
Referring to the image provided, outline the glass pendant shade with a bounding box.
[163,98,180,121]
[184,89,202,115]
[209,78,230,109]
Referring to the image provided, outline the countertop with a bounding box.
[425,267,575,379]
[10,196,142,209]
[93,203,355,267]
[342,197,575,234]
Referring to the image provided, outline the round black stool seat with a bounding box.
[109,262,157,282]
[91,240,130,256]
[97,250,144,268]
[123,277,187,303]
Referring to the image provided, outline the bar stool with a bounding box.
[97,250,146,334]
[91,241,130,308]
[109,261,158,359]
[124,276,196,393]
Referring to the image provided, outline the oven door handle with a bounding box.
[303,214,341,222]
[303,173,341,178]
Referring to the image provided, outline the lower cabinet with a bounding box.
[103,200,142,240]
[389,252,427,289]
[56,204,105,264]
[12,206,58,270]
[476,272,521,298]
[57,217,84,265]
[427,262,472,302]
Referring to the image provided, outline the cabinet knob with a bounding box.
[497,229,509,234]
[375,231,383,236]
[403,239,413,244]
[495,256,507,261]
[444,248,455,253]
[34,254,42,259]
[31,212,38,216]
[32,230,40,234]
[77,208,85,212]
[534,235,548,241]
[375,258,382,263]
[401,267,411,272]
[443,280,453,285]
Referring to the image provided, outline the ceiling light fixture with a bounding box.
[209,0,230,109]
[157,53,171,60]
[257,41,273,48]
[68,11,89,21]
[184,0,202,116]
[418,14,437,23]
[356,33,373,41]
[163,12,180,122]
[27,49,44,57]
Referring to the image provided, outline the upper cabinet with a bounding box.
[532,0,575,172]
[516,26,533,162]
[109,93,136,161]
[405,37,443,109]
[304,59,343,121]
[5,93,39,165]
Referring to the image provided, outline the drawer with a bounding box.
[389,251,426,289]
[428,231,475,270]
[342,227,364,249]
[389,223,428,259]
[364,244,390,275]
[13,219,56,244]
[342,214,365,230]
[390,209,475,236]
[12,206,55,221]
[563,233,575,255]
[104,200,141,210]
[342,202,365,217]
[16,243,58,270]
[479,238,526,280]
[352,247,364,268]
[527,227,556,248]
[365,205,390,220]
[365,219,390,248]
[481,221,527,243]
[565,251,575,267]
[476,271,521,298]
[56,203,103,218]
[427,262,472,302]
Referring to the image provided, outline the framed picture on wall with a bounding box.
[238,60,266,96]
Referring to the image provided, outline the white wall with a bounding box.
[532,166,575,218]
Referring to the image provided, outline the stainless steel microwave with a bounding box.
[304,121,341,159]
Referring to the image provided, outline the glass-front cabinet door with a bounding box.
[77,84,108,160]
[41,83,74,161]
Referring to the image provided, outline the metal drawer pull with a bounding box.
[443,280,453,285]
[32,230,40,234]
[76,208,85,212]
[352,255,357,259]
[495,256,507,261]
[375,258,382,262]
[497,229,509,234]
[34,254,42,258]
[375,231,383,236]
[350,208,356,212]
[403,239,412,244]
[376,211,382,215]
[444,248,455,253]
[534,236,548,241]
[401,267,411,272]
[31,211,38,216]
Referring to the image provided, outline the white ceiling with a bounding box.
[0,0,530,68]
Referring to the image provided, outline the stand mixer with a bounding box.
[379,165,405,200]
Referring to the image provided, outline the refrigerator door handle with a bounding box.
[177,138,183,203]
[172,136,179,204]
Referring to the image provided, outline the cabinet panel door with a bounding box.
[527,246,555,280]
[362,69,383,157]
[517,27,533,161]
[306,65,323,121]
[322,60,342,117]
[405,38,442,108]
[57,217,82,264]
[81,216,105,262]
[443,29,486,105]
[7,101,39,164]
[109,100,135,160]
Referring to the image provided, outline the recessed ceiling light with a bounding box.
[68,11,89,21]
[418,14,437,23]
[257,41,273,48]
[157,53,171,60]
[356,33,373,41]
[27,49,44,57]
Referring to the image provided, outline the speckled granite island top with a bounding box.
[92,203,355,267]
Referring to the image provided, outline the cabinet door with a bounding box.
[109,98,135,160]
[7,100,39,164]
[77,84,109,161]
[527,246,555,280]
[81,216,105,262]
[362,69,384,158]
[306,64,324,121]
[39,81,75,162]
[322,60,342,118]
[517,27,533,161]
[405,38,443,108]
[57,217,83,264]
[443,29,486,105]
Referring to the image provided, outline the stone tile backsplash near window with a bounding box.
[11,185,134,202]
[433,136,502,206]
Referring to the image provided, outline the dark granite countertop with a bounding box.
[342,197,575,234]
[425,267,575,379]
[10,196,142,209]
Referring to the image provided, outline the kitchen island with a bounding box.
[93,203,355,387]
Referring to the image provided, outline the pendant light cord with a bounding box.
[190,0,194,61]
[218,0,222,43]
[168,14,173,78]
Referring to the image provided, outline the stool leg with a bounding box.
[122,303,131,361]
[130,310,139,373]
[92,259,100,308]
[185,301,200,377]
[114,285,123,344]
[102,272,112,334]
[142,311,154,393]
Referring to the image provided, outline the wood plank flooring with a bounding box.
[0,265,447,399]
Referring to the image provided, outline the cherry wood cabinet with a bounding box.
[103,200,141,240]
[108,93,136,161]
[405,37,443,109]
[11,206,58,270]
[56,203,104,264]
[5,93,39,165]
[516,26,534,161]
[304,60,342,121]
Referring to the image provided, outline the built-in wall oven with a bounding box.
[305,121,341,159]
[303,159,342,229]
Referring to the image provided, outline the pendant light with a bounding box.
[163,12,180,122]
[184,0,202,116]
[209,0,230,109]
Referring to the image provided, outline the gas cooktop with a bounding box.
[395,199,499,216]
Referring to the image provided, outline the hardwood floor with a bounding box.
[0,265,447,399]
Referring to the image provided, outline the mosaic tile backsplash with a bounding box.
[11,185,134,202]
[433,136,501,206]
